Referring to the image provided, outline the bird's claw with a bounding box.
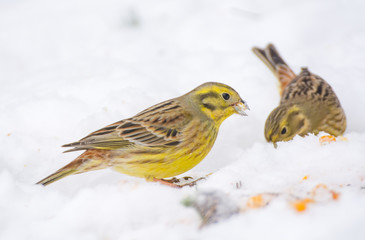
[154,175,209,188]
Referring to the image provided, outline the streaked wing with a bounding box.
[62,99,192,152]
[280,68,338,105]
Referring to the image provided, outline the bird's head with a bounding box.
[265,104,310,148]
[186,82,249,125]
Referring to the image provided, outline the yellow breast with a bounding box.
[112,120,218,179]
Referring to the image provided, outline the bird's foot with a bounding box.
[153,177,182,188]
[153,174,211,188]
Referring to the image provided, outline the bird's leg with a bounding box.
[153,174,211,188]
[152,177,183,188]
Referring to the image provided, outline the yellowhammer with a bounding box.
[37,82,249,186]
[252,44,346,147]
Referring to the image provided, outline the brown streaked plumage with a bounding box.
[37,82,249,186]
[252,44,346,147]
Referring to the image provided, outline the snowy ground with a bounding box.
[1,0,365,239]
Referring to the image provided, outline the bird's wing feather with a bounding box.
[280,68,338,105]
[62,99,192,152]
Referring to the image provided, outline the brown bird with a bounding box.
[252,44,346,147]
[37,82,249,186]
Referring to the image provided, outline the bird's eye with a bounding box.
[281,127,287,135]
[222,93,230,100]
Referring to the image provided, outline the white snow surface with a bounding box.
[1,0,365,239]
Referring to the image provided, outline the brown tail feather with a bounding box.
[252,43,296,96]
[36,150,109,186]
[36,168,78,186]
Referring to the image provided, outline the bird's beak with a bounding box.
[266,132,278,148]
[233,100,249,116]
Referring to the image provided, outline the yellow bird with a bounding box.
[252,44,346,147]
[37,82,249,186]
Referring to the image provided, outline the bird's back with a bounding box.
[281,68,346,136]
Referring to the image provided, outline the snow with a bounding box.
[1,0,365,239]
